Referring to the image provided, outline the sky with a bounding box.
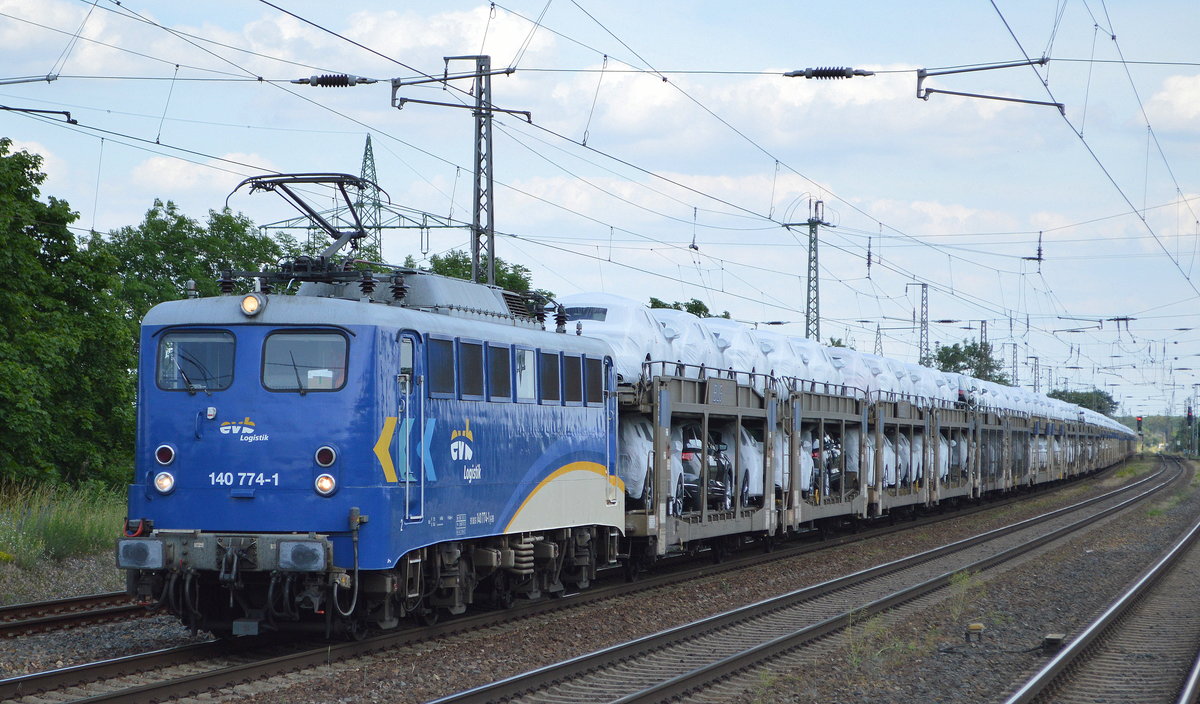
[2,0,1198,419]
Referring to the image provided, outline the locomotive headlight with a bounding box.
[153,471,176,494]
[314,473,337,496]
[240,293,265,317]
[117,539,164,569]
[279,540,326,571]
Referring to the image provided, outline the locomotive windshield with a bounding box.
[157,331,235,392]
[262,331,348,392]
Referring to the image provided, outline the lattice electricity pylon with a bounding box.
[354,135,383,261]
[469,55,496,285]
[907,282,930,366]
[783,200,829,342]
[805,202,823,341]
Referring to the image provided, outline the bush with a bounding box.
[0,483,125,569]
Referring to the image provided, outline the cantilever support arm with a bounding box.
[917,58,1062,113]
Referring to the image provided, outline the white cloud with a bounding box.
[1145,74,1200,132]
[131,152,276,193]
[7,138,68,189]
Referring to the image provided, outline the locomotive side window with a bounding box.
[585,357,604,404]
[564,355,583,404]
[515,348,536,402]
[488,345,511,401]
[459,341,484,399]
[157,331,235,392]
[428,337,455,395]
[539,351,560,403]
[262,332,347,392]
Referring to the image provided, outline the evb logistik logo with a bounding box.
[451,419,482,483]
[220,416,269,443]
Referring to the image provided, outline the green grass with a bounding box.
[0,483,125,569]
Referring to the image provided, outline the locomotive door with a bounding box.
[398,332,425,522]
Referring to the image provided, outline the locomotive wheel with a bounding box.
[413,603,440,626]
[346,616,369,641]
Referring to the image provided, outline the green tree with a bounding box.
[934,339,1010,384]
[827,337,853,349]
[404,250,553,299]
[101,201,282,320]
[1047,388,1118,416]
[0,138,135,485]
[648,297,730,318]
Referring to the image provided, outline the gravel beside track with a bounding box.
[1,460,1184,704]
[0,558,203,678]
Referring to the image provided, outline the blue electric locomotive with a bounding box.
[117,174,624,636]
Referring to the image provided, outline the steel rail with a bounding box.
[1004,502,1200,700]
[1178,645,1200,704]
[0,593,145,638]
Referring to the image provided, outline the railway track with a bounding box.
[0,467,1093,644]
[0,593,146,638]
[434,459,1184,704]
[1004,510,1200,703]
[0,459,1156,703]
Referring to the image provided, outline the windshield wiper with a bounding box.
[289,351,307,396]
[174,359,208,396]
[177,351,213,396]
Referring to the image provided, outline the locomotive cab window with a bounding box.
[157,330,235,392]
[262,331,347,392]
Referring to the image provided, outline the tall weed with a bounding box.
[0,483,124,569]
